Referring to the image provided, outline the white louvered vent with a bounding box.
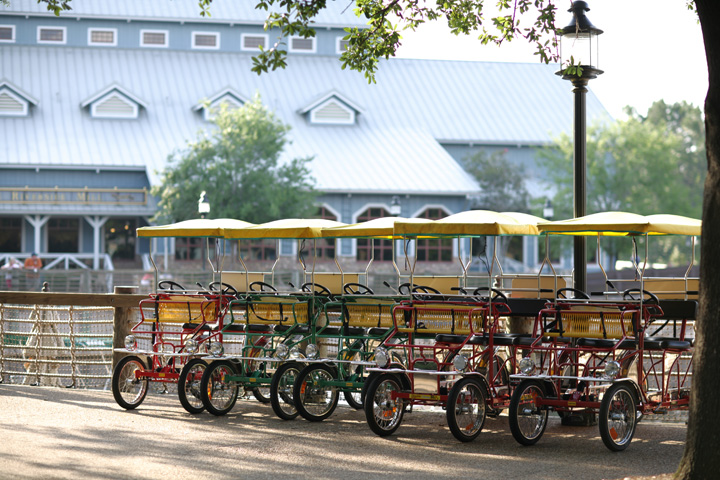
[311,99,354,125]
[0,90,28,116]
[91,92,138,119]
[290,36,315,52]
[242,34,267,51]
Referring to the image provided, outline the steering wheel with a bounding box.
[249,281,277,292]
[412,285,442,295]
[343,283,374,295]
[556,288,590,300]
[622,288,659,304]
[398,283,413,295]
[208,282,238,296]
[301,282,332,297]
[158,280,185,291]
[472,287,508,303]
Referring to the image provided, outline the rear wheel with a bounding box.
[509,380,548,446]
[200,360,240,416]
[447,377,487,442]
[271,361,302,420]
[178,358,208,414]
[246,355,272,404]
[112,355,148,410]
[599,383,638,451]
[294,364,339,422]
[364,373,405,436]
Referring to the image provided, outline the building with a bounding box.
[0,0,608,275]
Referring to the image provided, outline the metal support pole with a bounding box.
[571,77,589,294]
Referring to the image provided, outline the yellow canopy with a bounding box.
[136,218,254,238]
[537,212,702,236]
[321,217,405,239]
[393,210,544,237]
[223,218,347,239]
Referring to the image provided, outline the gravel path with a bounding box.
[0,384,686,480]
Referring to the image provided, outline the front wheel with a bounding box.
[112,355,149,410]
[364,373,405,437]
[178,358,208,414]
[447,377,487,442]
[509,380,549,446]
[294,364,339,422]
[200,360,240,416]
[271,361,302,420]
[599,383,638,451]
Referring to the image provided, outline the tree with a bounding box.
[463,149,531,213]
[152,95,317,224]
[27,1,720,477]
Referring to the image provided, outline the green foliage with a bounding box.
[463,149,530,213]
[151,95,317,224]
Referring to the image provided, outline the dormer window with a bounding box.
[193,88,248,121]
[289,36,316,53]
[0,82,37,117]
[141,30,168,48]
[192,31,219,49]
[88,28,117,46]
[299,91,362,126]
[241,34,268,51]
[81,85,146,119]
[37,26,66,44]
[0,25,15,43]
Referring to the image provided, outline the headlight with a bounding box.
[289,346,302,359]
[275,343,289,360]
[519,356,536,375]
[208,342,224,357]
[604,360,621,379]
[124,334,137,351]
[305,343,319,359]
[184,339,199,354]
[452,354,469,372]
[373,347,390,368]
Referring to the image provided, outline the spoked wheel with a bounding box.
[599,383,638,451]
[271,361,302,420]
[112,355,149,410]
[509,380,549,446]
[447,377,487,442]
[342,351,366,410]
[247,355,272,404]
[177,358,208,414]
[364,373,405,437]
[294,364,339,422]
[200,360,240,416]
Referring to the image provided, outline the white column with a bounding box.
[25,215,50,254]
[84,216,109,270]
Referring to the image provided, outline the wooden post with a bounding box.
[112,286,137,369]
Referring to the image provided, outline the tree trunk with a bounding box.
[677,1,720,478]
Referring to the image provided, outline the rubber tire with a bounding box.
[177,358,208,414]
[271,361,302,420]
[447,377,487,442]
[112,355,149,410]
[599,382,638,451]
[509,379,549,446]
[200,360,240,416]
[247,355,271,404]
[364,373,405,437]
[294,364,340,422]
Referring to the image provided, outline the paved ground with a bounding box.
[0,384,686,480]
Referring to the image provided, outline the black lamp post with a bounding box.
[198,191,210,270]
[557,1,603,294]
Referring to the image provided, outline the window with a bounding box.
[48,218,79,253]
[312,207,337,260]
[0,25,15,43]
[37,26,66,44]
[241,34,268,51]
[289,36,315,53]
[0,218,21,252]
[192,31,219,49]
[336,37,348,54]
[105,219,136,260]
[416,208,452,262]
[140,30,168,47]
[175,238,204,261]
[240,240,277,262]
[0,88,30,117]
[356,207,393,262]
[88,28,117,46]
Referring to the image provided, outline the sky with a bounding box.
[393,0,708,119]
